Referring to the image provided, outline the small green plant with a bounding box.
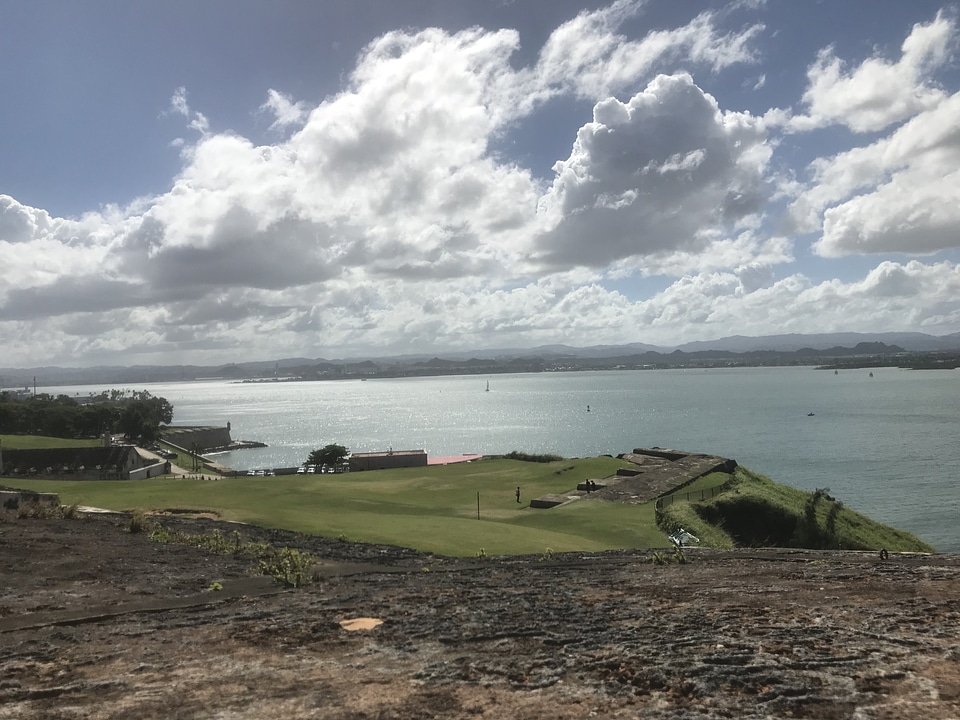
[243,541,275,558]
[193,529,229,554]
[476,548,487,558]
[539,547,555,561]
[148,523,177,543]
[672,546,688,564]
[258,547,316,588]
[649,551,667,565]
[61,502,82,519]
[207,581,223,592]
[129,510,152,534]
[143,522,317,587]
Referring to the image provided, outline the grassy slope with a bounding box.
[659,471,730,501]
[4,456,673,556]
[661,467,934,553]
[5,449,933,554]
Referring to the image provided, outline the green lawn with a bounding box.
[4,456,674,556]
[1,434,101,450]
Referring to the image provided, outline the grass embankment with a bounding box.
[4,456,672,556]
[4,444,932,554]
[660,467,933,553]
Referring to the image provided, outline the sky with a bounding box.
[2,0,959,368]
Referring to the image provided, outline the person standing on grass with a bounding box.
[516,486,521,503]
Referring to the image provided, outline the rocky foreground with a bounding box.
[1,513,959,719]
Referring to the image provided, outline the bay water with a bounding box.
[50,366,959,551]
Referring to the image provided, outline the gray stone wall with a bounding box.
[161,426,233,452]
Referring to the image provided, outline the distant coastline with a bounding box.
[3,332,960,389]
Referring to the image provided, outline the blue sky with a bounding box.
[1,0,959,367]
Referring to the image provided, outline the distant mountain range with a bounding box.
[505,332,960,357]
[670,332,960,354]
[2,331,959,389]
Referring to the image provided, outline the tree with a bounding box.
[189,442,203,473]
[117,392,174,442]
[307,444,350,468]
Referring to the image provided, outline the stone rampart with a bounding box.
[161,426,233,452]
[128,461,170,481]
[530,448,737,509]
[0,486,60,511]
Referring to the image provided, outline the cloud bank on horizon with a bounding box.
[1,0,959,368]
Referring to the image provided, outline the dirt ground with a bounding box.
[1,512,959,719]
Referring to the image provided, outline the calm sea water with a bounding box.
[50,367,959,551]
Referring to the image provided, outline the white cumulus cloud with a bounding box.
[790,91,960,255]
[259,89,309,132]
[535,73,773,267]
[789,10,954,133]
[0,3,957,368]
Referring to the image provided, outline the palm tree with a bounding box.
[190,442,203,473]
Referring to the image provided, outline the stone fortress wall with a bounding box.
[160,426,233,452]
[531,448,736,509]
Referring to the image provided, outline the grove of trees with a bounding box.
[0,390,174,442]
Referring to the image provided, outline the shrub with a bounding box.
[193,529,229,554]
[141,521,317,587]
[504,451,564,463]
[17,500,61,519]
[129,510,152,534]
[258,547,315,587]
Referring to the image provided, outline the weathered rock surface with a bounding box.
[1,514,959,719]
